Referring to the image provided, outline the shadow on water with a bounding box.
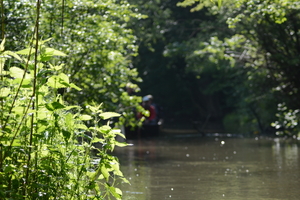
[114,132,300,200]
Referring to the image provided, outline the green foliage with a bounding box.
[175,0,300,135]
[271,103,300,137]
[177,0,223,12]
[3,0,145,127]
[0,38,128,199]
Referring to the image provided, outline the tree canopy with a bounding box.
[127,0,300,136]
[2,0,146,125]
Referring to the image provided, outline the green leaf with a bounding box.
[87,104,102,113]
[57,73,70,84]
[99,125,111,134]
[0,87,10,97]
[109,186,122,199]
[45,48,67,57]
[4,51,23,61]
[64,105,80,110]
[115,141,128,147]
[99,112,121,120]
[218,0,222,8]
[9,67,27,79]
[101,164,110,182]
[78,114,93,121]
[92,137,104,143]
[62,130,71,143]
[45,101,66,111]
[16,48,35,55]
[115,187,123,196]
[4,164,16,173]
[12,106,26,115]
[74,124,88,130]
[47,74,70,88]
[69,83,82,91]
[0,38,5,51]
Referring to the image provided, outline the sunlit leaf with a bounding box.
[45,48,67,56]
[45,101,66,111]
[69,83,82,91]
[4,51,23,61]
[0,87,10,97]
[16,48,35,55]
[109,186,122,199]
[99,125,111,134]
[101,165,110,182]
[78,114,93,121]
[0,38,5,51]
[99,112,121,120]
[218,0,222,8]
[9,67,26,79]
[92,137,103,143]
[74,123,88,130]
[12,106,26,115]
[115,187,123,196]
[47,75,69,88]
[114,141,128,147]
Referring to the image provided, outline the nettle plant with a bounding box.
[0,38,128,199]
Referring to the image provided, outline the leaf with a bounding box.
[110,161,123,176]
[78,114,93,121]
[64,105,80,110]
[49,63,61,71]
[4,164,16,173]
[47,74,70,89]
[99,125,111,134]
[74,124,88,130]
[57,73,70,84]
[45,101,66,111]
[87,104,102,113]
[99,112,121,120]
[92,137,104,143]
[12,106,26,115]
[101,164,110,182]
[114,141,128,147]
[69,83,82,91]
[218,0,222,8]
[4,51,23,61]
[9,67,26,79]
[119,176,130,184]
[0,87,10,97]
[0,38,5,51]
[115,187,123,196]
[109,186,122,199]
[45,48,67,56]
[16,48,35,55]
[62,130,71,143]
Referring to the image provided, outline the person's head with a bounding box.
[142,96,151,108]
[146,94,153,103]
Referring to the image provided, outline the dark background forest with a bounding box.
[128,0,300,136]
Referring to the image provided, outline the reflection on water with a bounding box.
[114,135,300,200]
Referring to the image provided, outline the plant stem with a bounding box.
[1,0,4,39]
[0,0,4,173]
[24,0,41,197]
[61,0,65,36]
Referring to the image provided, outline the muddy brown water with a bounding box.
[114,134,300,200]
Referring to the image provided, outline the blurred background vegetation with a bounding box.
[3,0,300,137]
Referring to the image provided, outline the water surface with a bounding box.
[115,135,300,200]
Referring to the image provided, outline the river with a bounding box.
[114,134,300,200]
